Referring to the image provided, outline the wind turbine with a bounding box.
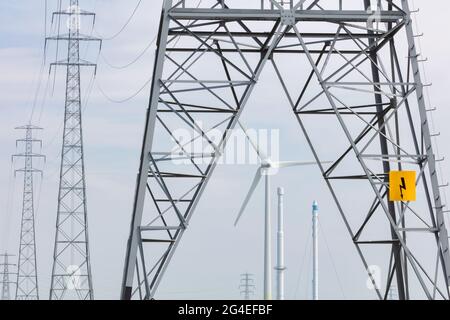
[234,121,329,300]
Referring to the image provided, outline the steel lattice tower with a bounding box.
[121,0,450,300]
[46,0,101,300]
[12,125,45,300]
[240,273,256,300]
[0,253,15,300]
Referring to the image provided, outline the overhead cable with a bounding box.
[95,0,143,41]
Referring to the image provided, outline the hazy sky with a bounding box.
[1,0,450,300]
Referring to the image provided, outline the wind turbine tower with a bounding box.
[275,187,286,300]
[233,127,325,300]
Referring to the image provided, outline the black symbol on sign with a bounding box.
[400,177,407,199]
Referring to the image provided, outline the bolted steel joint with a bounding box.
[280,9,296,26]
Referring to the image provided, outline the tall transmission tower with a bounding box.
[0,253,16,300]
[121,0,450,300]
[45,0,101,300]
[240,273,255,300]
[12,125,45,300]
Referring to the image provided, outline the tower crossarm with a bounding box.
[169,9,404,23]
[52,9,96,19]
[12,153,46,159]
[45,33,101,42]
[49,59,98,73]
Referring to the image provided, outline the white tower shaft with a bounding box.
[276,187,285,300]
[264,173,272,300]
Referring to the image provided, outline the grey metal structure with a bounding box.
[0,253,16,300]
[46,0,101,300]
[12,125,45,300]
[122,0,450,300]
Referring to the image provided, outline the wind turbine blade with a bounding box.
[234,169,263,226]
[272,161,333,169]
[237,120,267,161]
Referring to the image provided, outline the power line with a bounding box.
[96,75,153,104]
[29,0,49,123]
[96,0,204,102]
[318,220,346,299]
[294,230,311,299]
[94,0,143,41]
[1,161,16,250]
[50,0,63,95]
[99,35,156,70]
[41,72,95,156]
[95,0,156,69]
[98,0,203,70]
[36,72,51,125]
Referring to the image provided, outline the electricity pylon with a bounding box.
[45,0,101,300]
[121,0,450,300]
[240,273,255,300]
[12,125,45,300]
[0,253,16,300]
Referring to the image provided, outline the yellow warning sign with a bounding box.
[389,171,416,202]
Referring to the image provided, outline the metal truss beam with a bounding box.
[170,9,404,22]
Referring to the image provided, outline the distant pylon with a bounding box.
[45,0,101,300]
[312,201,319,301]
[240,273,255,300]
[12,125,45,300]
[0,253,16,300]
